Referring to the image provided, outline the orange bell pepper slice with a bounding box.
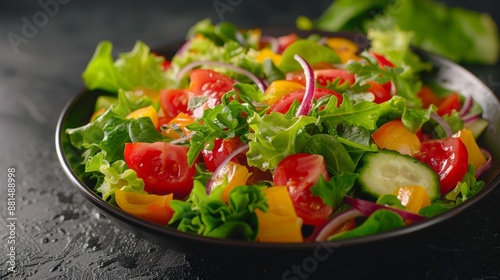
[115,189,174,225]
[372,119,421,155]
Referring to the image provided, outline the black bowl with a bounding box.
[55,30,500,263]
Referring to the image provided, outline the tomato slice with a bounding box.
[437,92,461,116]
[367,81,392,104]
[370,51,395,68]
[413,137,469,195]
[286,69,355,87]
[160,89,189,120]
[268,88,343,114]
[277,33,299,53]
[201,137,245,172]
[188,69,235,118]
[273,153,332,226]
[124,142,198,198]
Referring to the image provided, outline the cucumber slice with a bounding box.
[357,150,440,201]
[464,118,488,139]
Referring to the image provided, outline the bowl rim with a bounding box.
[55,34,500,252]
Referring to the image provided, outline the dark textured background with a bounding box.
[1,0,500,279]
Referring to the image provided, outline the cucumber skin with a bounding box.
[356,149,440,201]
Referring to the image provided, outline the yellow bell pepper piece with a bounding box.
[132,87,160,102]
[160,112,195,139]
[115,189,174,225]
[126,105,158,128]
[263,80,305,104]
[453,128,487,170]
[212,161,251,203]
[255,186,303,243]
[325,37,361,63]
[394,186,431,214]
[256,48,282,65]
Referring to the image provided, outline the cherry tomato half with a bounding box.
[413,137,469,195]
[124,142,198,198]
[273,153,332,226]
[201,137,245,172]
[188,69,235,118]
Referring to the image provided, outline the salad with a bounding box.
[66,19,494,243]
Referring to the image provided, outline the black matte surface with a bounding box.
[1,1,500,279]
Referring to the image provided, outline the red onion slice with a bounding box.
[476,148,494,178]
[430,112,453,137]
[343,196,426,222]
[294,54,316,117]
[459,95,474,117]
[174,39,192,57]
[206,144,250,194]
[461,113,480,124]
[176,61,266,92]
[312,209,364,242]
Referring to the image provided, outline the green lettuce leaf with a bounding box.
[328,209,404,241]
[316,94,406,132]
[246,112,317,171]
[300,134,356,175]
[168,181,267,241]
[298,0,500,65]
[85,152,145,204]
[186,94,255,166]
[367,28,432,77]
[310,173,359,210]
[128,117,167,143]
[167,29,262,88]
[82,40,167,93]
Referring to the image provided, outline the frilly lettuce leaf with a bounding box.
[85,152,145,204]
[246,112,317,171]
[168,181,267,241]
[367,28,432,78]
[82,40,167,93]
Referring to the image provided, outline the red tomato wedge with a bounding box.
[268,88,343,114]
[124,142,198,198]
[201,137,245,172]
[286,69,355,87]
[160,89,189,120]
[367,81,392,104]
[188,69,235,118]
[413,137,469,195]
[273,153,332,226]
[277,33,299,53]
[437,92,461,116]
